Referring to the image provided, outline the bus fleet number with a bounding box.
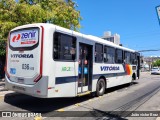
[22,64,29,70]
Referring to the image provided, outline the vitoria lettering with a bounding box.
[101,66,120,71]
[11,54,34,58]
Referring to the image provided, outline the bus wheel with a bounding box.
[132,73,136,80]
[96,79,105,96]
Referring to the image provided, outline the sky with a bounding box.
[75,0,160,57]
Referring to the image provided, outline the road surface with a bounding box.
[0,72,160,120]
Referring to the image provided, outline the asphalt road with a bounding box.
[0,72,160,120]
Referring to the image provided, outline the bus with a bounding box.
[5,23,140,98]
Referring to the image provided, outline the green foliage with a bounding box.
[0,40,6,56]
[0,0,81,55]
[152,60,160,67]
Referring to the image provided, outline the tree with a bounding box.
[153,60,160,67]
[0,0,81,55]
[19,0,82,30]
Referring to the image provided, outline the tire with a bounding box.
[132,73,136,80]
[96,79,105,96]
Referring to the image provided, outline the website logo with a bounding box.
[12,34,21,42]
[11,31,37,43]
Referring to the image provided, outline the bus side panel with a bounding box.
[41,27,57,98]
[92,63,133,91]
[48,62,78,97]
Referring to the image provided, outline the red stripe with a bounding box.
[6,33,10,78]
[34,26,44,82]
[40,26,44,76]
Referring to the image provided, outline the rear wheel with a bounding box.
[96,79,105,96]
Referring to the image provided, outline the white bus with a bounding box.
[5,23,140,98]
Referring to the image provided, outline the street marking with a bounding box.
[75,103,80,106]
[89,99,93,102]
[56,109,65,112]
[34,116,42,120]
[0,96,4,101]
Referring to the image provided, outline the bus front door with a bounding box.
[78,43,93,94]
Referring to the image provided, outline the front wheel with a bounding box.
[96,79,106,96]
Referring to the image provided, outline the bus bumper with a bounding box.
[5,75,49,98]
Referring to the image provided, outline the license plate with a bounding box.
[17,78,24,84]
[13,86,25,91]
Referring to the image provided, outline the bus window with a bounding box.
[131,53,136,64]
[104,46,115,64]
[104,46,107,62]
[124,51,131,64]
[54,32,76,61]
[115,49,123,64]
[95,43,103,63]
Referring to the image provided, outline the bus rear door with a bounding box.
[78,43,93,94]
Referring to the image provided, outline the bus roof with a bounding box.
[11,23,136,53]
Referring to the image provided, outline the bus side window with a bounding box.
[95,43,103,63]
[115,49,123,64]
[104,46,108,62]
[105,46,115,64]
[124,51,131,64]
[131,53,136,65]
[53,32,59,59]
[53,32,76,61]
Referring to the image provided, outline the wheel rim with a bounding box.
[99,81,104,93]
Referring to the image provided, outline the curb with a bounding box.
[0,96,4,101]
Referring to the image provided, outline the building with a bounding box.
[141,56,160,71]
[102,31,120,45]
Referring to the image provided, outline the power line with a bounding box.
[138,49,160,52]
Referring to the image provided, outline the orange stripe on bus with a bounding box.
[125,64,132,75]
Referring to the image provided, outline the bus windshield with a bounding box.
[9,28,39,50]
